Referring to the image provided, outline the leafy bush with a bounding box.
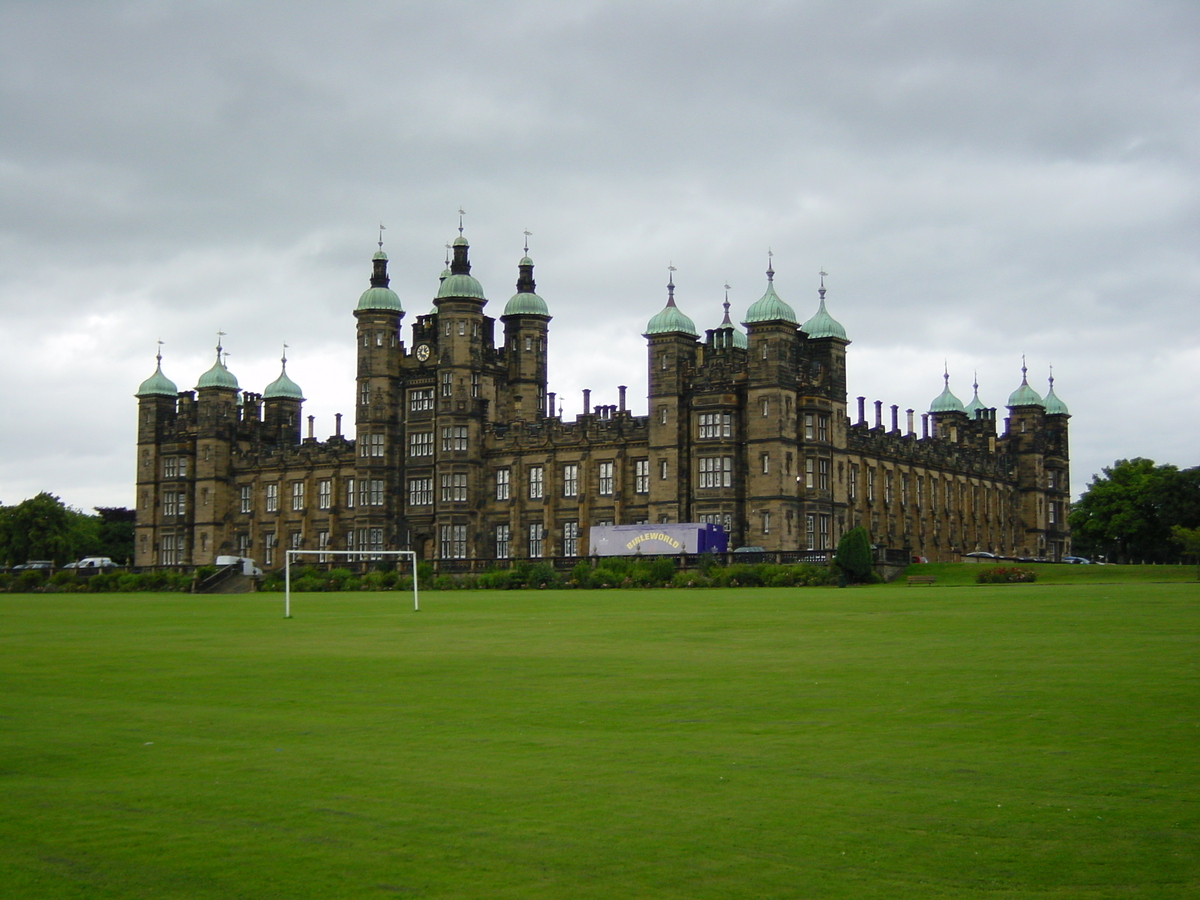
[976,566,1037,584]
[835,526,874,583]
[13,570,46,592]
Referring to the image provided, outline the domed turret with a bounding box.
[503,253,550,317]
[1007,361,1044,408]
[356,248,403,312]
[744,257,797,325]
[436,233,486,302]
[645,269,698,337]
[263,353,304,401]
[136,350,177,397]
[1043,371,1069,416]
[930,369,965,413]
[196,340,239,390]
[801,274,847,340]
[964,374,986,418]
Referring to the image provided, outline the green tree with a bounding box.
[94,507,135,563]
[835,526,874,583]
[1171,525,1200,579]
[1069,459,1200,563]
[0,493,98,566]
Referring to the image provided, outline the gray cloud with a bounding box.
[1,0,1197,510]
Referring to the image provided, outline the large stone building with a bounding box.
[134,231,1071,568]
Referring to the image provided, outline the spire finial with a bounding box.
[973,370,979,393]
[156,339,164,366]
[943,360,950,387]
[766,248,775,282]
[216,330,226,358]
[445,242,452,267]
[819,268,827,300]
[378,221,386,251]
[667,263,677,304]
[281,343,289,369]
[723,282,732,322]
[1048,364,1055,390]
[1021,354,1029,383]
[523,229,532,256]
[457,207,465,236]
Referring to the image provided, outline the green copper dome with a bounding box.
[964,379,987,418]
[646,300,698,336]
[930,372,965,413]
[437,272,487,301]
[136,357,177,398]
[1007,366,1044,408]
[1043,376,1069,415]
[646,275,698,337]
[801,297,847,340]
[356,285,403,311]
[504,291,549,316]
[504,253,549,316]
[744,266,797,325]
[263,359,304,400]
[357,248,403,311]
[196,349,239,391]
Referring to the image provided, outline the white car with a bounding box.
[65,557,118,569]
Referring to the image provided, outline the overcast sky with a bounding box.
[1,0,1196,513]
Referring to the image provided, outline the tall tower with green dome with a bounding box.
[645,268,700,524]
[500,244,551,422]
[353,243,405,555]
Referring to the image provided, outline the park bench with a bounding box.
[906,575,936,585]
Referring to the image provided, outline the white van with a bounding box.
[66,557,117,569]
[215,556,263,576]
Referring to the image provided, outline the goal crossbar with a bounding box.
[283,549,419,618]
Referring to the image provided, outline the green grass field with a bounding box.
[2,580,1197,898]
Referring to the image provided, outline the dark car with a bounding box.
[964,551,998,559]
[13,560,54,571]
[1061,556,1091,564]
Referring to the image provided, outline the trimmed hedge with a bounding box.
[1,570,194,593]
[259,559,838,592]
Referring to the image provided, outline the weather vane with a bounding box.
[458,207,465,235]
[378,222,386,250]
[523,230,532,255]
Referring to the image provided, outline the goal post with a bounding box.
[283,549,420,618]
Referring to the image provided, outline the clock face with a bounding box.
[415,343,431,362]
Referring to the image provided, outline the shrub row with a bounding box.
[258,559,840,593]
[1,560,843,594]
[0,570,195,593]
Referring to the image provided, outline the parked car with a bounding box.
[964,551,998,559]
[64,557,118,569]
[13,560,54,571]
[1061,556,1091,564]
[215,556,263,576]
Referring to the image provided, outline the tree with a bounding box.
[1069,459,1200,563]
[1171,526,1200,579]
[835,526,874,583]
[94,507,135,563]
[0,493,87,565]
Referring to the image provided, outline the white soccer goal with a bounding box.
[283,549,420,618]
